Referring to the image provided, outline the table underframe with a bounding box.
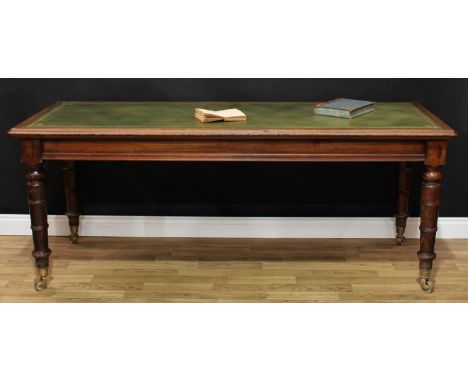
[20,137,447,293]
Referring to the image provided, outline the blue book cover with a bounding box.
[314,98,375,119]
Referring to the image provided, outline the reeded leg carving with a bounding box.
[418,166,442,293]
[62,161,80,243]
[395,162,412,245]
[26,165,51,291]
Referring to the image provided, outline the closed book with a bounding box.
[314,98,375,119]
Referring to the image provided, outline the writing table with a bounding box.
[8,102,456,292]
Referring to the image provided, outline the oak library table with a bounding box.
[8,102,456,292]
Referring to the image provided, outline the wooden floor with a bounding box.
[0,235,467,302]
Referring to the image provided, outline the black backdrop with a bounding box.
[1,79,466,217]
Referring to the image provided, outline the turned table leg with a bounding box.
[25,165,51,291]
[62,161,80,243]
[418,165,442,293]
[395,162,412,245]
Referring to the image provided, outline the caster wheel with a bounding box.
[396,236,405,245]
[418,278,433,293]
[34,277,47,291]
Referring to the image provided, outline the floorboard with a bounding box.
[0,236,467,302]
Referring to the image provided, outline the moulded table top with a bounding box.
[9,101,455,138]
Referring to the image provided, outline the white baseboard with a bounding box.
[0,214,467,238]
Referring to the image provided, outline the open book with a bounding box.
[195,108,246,123]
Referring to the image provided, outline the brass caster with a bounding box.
[396,235,405,245]
[395,227,405,245]
[418,277,434,293]
[69,233,79,244]
[69,226,79,244]
[34,276,48,291]
[35,267,48,291]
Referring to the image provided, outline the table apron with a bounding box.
[40,138,427,162]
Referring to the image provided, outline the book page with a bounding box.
[194,108,222,118]
[216,109,246,119]
[194,113,223,122]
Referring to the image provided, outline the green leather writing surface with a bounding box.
[31,102,441,129]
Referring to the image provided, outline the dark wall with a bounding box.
[1,79,466,217]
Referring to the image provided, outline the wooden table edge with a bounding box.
[7,127,456,139]
[413,102,456,134]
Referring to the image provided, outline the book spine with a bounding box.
[314,108,351,118]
